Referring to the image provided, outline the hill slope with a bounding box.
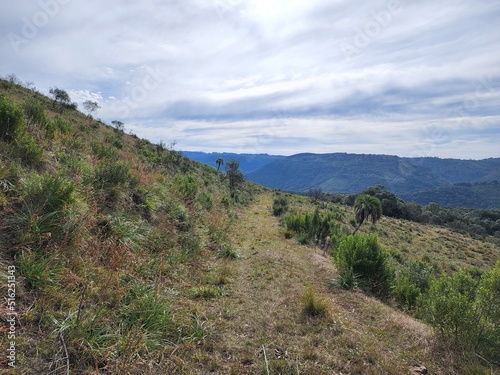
[165,192,499,373]
[245,153,500,208]
[1,78,498,374]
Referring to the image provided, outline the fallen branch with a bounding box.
[262,345,270,375]
[59,332,70,375]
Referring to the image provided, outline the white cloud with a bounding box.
[1,0,499,158]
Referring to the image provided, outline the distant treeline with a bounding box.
[306,185,500,239]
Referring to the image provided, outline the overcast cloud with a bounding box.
[1,0,499,158]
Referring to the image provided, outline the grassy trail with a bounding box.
[181,192,466,375]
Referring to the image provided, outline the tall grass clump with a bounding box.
[18,251,63,290]
[0,95,25,142]
[119,284,174,349]
[284,207,338,246]
[24,97,48,128]
[302,286,328,318]
[92,159,137,207]
[14,173,76,248]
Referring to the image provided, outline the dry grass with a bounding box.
[161,193,498,374]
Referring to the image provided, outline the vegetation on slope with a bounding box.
[1,76,498,374]
[275,191,500,368]
[0,77,258,373]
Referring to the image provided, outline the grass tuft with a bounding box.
[301,287,328,318]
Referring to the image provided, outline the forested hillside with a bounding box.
[183,151,285,174]
[244,152,500,208]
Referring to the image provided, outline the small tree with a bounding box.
[83,100,100,118]
[216,157,224,171]
[49,88,71,107]
[225,159,243,191]
[353,194,382,234]
[112,120,125,132]
[308,188,323,202]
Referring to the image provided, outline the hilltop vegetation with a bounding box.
[0,76,258,373]
[0,76,499,374]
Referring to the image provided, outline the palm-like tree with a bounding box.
[353,194,382,234]
[216,158,224,171]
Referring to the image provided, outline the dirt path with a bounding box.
[193,193,338,373]
[191,193,449,375]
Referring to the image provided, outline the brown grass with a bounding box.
[161,193,498,374]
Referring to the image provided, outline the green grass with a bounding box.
[0,77,498,374]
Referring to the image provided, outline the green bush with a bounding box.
[23,98,48,127]
[392,260,434,310]
[14,134,44,166]
[0,95,25,142]
[418,264,500,360]
[334,234,392,295]
[284,207,336,245]
[272,195,288,216]
[177,175,198,201]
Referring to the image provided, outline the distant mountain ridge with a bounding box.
[182,151,285,174]
[244,152,500,208]
[186,152,500,209]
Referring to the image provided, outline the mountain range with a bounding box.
[185,151,500,208]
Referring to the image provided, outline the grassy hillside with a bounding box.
[0,78,260,373]
[0,78,499,374]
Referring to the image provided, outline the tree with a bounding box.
[83,100,100,118]
[353,194,382,234]
[225,159,243,191]
[216,158,224,171]
[112,120,125,132]
[49,87,71,107]
[308,188,323,202]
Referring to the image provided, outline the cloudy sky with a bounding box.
[1,0,499,159]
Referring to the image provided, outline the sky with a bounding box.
[1,0,500,159]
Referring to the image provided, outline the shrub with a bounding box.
[13,134,44,166]
[392,260,434,310]
[0,95,25,142]
[23,98,48,127]
[284,207,336,245]
[272,195,288,216]
[418,264,500,360]
[334,234,392,295]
